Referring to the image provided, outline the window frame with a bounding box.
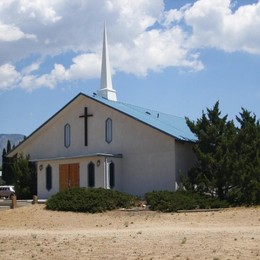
[105,118,112,143]
[46,165,52,191]
[88,162,95,188]
[64,123,71,148]
[109,162,115,189]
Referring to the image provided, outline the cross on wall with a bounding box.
[79,107,93,146]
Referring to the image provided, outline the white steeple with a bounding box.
[97,23,117,101]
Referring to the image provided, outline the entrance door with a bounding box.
[59,163,79,191]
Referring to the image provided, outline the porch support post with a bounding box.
[104,157,107,189]
[104,157,110,189]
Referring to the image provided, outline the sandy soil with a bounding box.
[0,205,259,260]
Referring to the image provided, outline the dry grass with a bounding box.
[0,204,259,259]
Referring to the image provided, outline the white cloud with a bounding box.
[112,27,203,76]
[18,0,62,24]
[0,64,21,91]
[184,0,260,54]
[19,53,101,90]
[21,62,40,75]
[0,22,36,42]
[161,3,191,28]
[65,54,101,80]
[0,0,259,91]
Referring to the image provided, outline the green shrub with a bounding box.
[145,190,229,212]
[46,188,139,213]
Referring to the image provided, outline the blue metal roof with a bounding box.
[90,94,197,142]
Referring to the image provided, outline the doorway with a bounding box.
[59,163,79,191]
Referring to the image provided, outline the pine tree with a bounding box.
[6,140,11,153]
[2,148,6,161]
[1,149,7,185]
[12,153,37,199]
[229,109,260,204]
[185,101,237,199]
[2,140,15,184]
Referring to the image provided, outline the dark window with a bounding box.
[88,162,95,187]
[109,162,115,189]
[64,124,71,148]
[105,118,112,143]
[46,165,52,191]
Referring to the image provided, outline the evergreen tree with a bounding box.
[185,102,260,205]
[185,101,237,199]
[2,148,6,162]
[6,140,11,153]
[12,153,37,199]
[2,141,15,185]
[229,109,260,204]
[0,149,6,185]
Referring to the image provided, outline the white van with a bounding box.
[0,186,15,198]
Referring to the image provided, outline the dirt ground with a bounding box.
[0,204,259,260]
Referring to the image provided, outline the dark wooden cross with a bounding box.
[79,107,93,146]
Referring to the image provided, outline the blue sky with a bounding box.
[0,0,259,136]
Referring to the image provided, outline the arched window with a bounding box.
[109,162,115,189]
[64,124,71,148]
[88,162,95,188]
[105,118,112,143]
[46,165,52,191]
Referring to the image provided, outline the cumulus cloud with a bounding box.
[19,53,101,91]
[17,0,62,24]
[0,0,259,91]
[162,4,192,28]
[65,54,101,80]
[184,0,260,53]
[0,22,36,42]
[112,27,203,76]
[0,64,21,91]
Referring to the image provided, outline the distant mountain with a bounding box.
[0,134,25,166]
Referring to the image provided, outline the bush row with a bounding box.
[145,190,229,212]
[46,188,229,213]
[45,187,139,213]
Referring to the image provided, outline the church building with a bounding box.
[8,26,197,199]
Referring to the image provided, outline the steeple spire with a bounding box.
[97,23,117,101]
